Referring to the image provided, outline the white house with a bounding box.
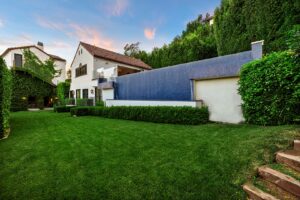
[1,42,66,85]
[69,42,151,102]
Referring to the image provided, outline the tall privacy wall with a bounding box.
[115,51,253,101]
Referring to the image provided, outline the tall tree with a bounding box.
[214,0,300,55]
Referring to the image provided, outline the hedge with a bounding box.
[0,58,12,139]
[70,106,209,125]
[54,105,76,113]
[239,51,300,125]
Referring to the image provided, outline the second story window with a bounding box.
[75,64,87,77]
[14,54,23,67]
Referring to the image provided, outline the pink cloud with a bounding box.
[68,23,115,51]
[144,28,156,40]
[104,0,129,16]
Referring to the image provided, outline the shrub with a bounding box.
[76,98,94,106]
[70,106,209,125]
[95,100,105,107]
[56,81,70,104]
[0,58,12,138]
[239,51,300,125]
[54,105,75,113]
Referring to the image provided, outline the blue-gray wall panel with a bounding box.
[115,51,253,101]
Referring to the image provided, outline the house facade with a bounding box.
[1,42,66,85]
[69,42,151,102]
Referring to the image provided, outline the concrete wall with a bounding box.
[102,89,114,101]
[105,99,201,107]
[115,51,253,101]
[194,77,244,123]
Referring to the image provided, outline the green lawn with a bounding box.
[0,111,299,200]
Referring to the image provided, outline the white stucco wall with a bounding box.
[105,99,201,107]
[2,47,66,85]
[70,44,97,99]
[102,89,114,101]
[70,43,148,99]
[194,77,244,124]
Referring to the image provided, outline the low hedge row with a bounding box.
[54,105,76,113]
[70,106,209,125]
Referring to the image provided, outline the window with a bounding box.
[70,90,74,99]
[95,88,102,101]
[75,64,87,77]
[14,54,23,67]
[76,89,81,99]
[82,89,88,99]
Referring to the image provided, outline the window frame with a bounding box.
[14,53,23,67]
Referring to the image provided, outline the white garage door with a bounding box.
[195,77,244,124]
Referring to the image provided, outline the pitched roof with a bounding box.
[80,42,151,70]
[0,45,66,62]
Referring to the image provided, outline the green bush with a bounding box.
[239,51,300,125]
[76,98,94,106]
[95,100,105,107]
[70,106,209,125]
[0,58,12,138]
[56,81,70,104]
[54,105,75,113]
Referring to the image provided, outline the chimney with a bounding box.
[251,40,264,60]
[37,41,44,50]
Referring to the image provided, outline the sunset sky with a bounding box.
[0,0,220,65]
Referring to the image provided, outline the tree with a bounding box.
[124,13,217,69]
[214,0,300,55]
[124,42,141,57]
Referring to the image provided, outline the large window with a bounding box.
[14,54,23,67]
[75,64,87,77]
[82,89,88,99]
[76,89,81,99]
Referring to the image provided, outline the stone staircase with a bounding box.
[243,140,300,200]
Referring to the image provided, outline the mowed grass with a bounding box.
[0,111,299,200]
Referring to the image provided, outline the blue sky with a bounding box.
[0,0,220,65]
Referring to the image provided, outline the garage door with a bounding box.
[195,77,244,124]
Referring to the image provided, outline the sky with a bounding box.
[0,0,220,66]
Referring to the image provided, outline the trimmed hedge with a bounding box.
[239,51,300,125]
[70,106,209,125]
[54,105,76,113]
[0,58,12,138]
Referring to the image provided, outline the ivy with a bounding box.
[11,69,55,111]
[0,58,12,138]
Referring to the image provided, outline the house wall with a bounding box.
[70,44,97,99]
[194,77,244,124]
[2,47,66,85]
[70,43,147,100]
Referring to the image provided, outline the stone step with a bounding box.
[258,166,300,197]
[243,183,279,200]
[255,178,298,200]
[276,150,300,172]
[294,140,300,151]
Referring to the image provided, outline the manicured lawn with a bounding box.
[0,111,299,200]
